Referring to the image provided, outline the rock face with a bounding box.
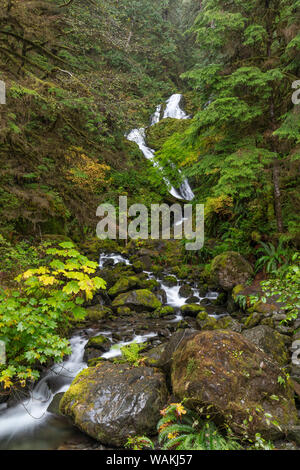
[242,325,289,366]
[211,251,253,291]
[111,289,161,312]
[171,330,297,439]
[60,363,168,447]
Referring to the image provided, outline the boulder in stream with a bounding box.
[59,363,168,447]
[111,289,162,312]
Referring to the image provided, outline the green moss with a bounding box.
[108,276,140,297]
[151,305,175,318]
[86,335,110,349]
[112,289,162,311]
[145,118,190,151]
[180,304,207,316]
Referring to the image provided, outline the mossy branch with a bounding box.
[0,30,70,67]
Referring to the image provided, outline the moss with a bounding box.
[162,275,178,286]
[108,276,140,297]
[151,305,175,318]
[232,284,245,300]
[86,305,112,322]
[196,310,209,322]
[180,304,207,316]
[145,118,190,151]
[117,306,132,315]
[112,289,162,311]
[86,335,110,349]
[243,312,262,329]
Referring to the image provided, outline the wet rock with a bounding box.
[180,304,207,317]
[86,305,113,322]
[153,288,167,305]
[47,392,64,416]
[150,306,175,318]
[84,335,111,361]
[108,276,140,297]
[59,363,168,447]
[155,330,197,373]
[186,296,200,304]
[210,251,254,291]
[242,325,289,366]
[178,284,193,298]
[197,315,242,333]
[112,289,162,312]
[171,330,297,440]
[162,275,178,287]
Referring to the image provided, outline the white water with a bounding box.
[99,252,130,269]
[127,93,194,201]
[0,335,88,445]
[163,93,189,120]
[102,333,157,360]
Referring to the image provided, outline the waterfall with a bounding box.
[127,94,194,201]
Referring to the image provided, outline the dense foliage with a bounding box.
[155,0,300,251]
[0,241,105,389]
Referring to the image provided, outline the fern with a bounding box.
[157,403,242,451]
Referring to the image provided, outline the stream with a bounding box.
[0,94,219,450]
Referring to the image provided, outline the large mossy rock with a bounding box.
[171,330,297,439]
[59,363,168,447]
[242,325,289,366]
[108,276,140,297]
[211,251,253,291]
[111,289,162,312]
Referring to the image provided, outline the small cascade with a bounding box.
[163,93,189,120]
[0,335,88,448]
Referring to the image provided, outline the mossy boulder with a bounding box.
[108,276,140,297]
[86,305,113,322]
[210,252,253,291]
[242,325,289,366]
[180,304,207,318]
[171,330,297,440]
[151,306,175,318]
[59,362,168,447]
[162,275,178,287]
[112,289,162,312]
[197,315,242,333]
[84,335,111,361]
[178,284,194,298]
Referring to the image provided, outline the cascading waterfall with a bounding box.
[127,93,195,201]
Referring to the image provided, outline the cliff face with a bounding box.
[0,0,191,239]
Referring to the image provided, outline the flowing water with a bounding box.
[0,94,206,449]
[127,93,194,201]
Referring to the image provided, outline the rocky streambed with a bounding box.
[0,245,299,450]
